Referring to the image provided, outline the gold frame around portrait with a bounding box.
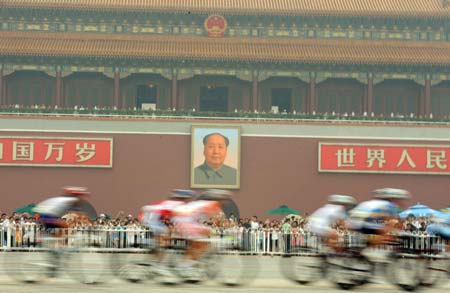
[190,125,241,189]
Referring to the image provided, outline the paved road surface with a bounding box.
[1,252,449,292]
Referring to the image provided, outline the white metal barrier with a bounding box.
[0,226,447,254]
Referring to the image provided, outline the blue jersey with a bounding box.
[349,199,397,231]
[350,200,397,221]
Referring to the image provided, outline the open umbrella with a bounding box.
[14,203,37,215]
[440,207,450,213]
[399,203,439,218]
[266,205,300,215]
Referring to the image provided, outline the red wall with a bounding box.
[1,131,449,219]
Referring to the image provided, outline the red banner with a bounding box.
[0,136,112,168]
[319,142,450,175]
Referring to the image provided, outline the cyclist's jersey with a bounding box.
[307,204,347,236]
[172,200,222,239]
[349,199,397,232]
[139,200,185,233]
[33,196,79,217]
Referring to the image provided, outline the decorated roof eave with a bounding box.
[5,0,450,18]
[3,31,450,67]
[4,9,446,30]
[4,0,450,18]
[1,54,447,73]
[5,6,450,19]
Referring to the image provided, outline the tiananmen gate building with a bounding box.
[1,0,450,217]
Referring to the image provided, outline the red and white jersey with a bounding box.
[139,200,185,226]
[173,200,222,223]
[172,200,222,239]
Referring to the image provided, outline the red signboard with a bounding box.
[0,136,113,168]
[319,142,450,175]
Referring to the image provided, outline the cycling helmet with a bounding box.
[63,186,90,196]
[202,189,232,199]
[169,189,196,199]
[328,194,357,206]
[372,188,411,200]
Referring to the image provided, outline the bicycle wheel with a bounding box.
[212,251,259,286]
[3,246,56,283]
[65,244,111,284]
[199,249,221,280]
[386,253,422,292]
[166,248,205,284]
[110,248,155,283]
[327,254,373,290]
[280,248,325,285]
[419,254,448,288]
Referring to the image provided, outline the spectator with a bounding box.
[250,216,259,230]
[281,218,292,253]
[269,221,280,252]
[1,213,9,246]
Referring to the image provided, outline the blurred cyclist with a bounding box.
[33,186,91,230]
[139,189,195,237]
[349,188,411,257]
[138,189,195,275]
[172,199,223,279]
[307,194,357,251]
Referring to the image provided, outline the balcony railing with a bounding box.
[0,105,449,125]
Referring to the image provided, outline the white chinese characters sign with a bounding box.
[319,142,450,175]
[0,136,113,168]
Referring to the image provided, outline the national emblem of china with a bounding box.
[204,15,227,38]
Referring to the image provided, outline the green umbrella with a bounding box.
[14,203,37,215]
[440,207,450,213]
[266,205,300,215]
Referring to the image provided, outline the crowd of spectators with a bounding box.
[1,211,436,233]
[0,211,143,247]
[0,210,437,249]
[210,213,435,235]
[402,215,431,234]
